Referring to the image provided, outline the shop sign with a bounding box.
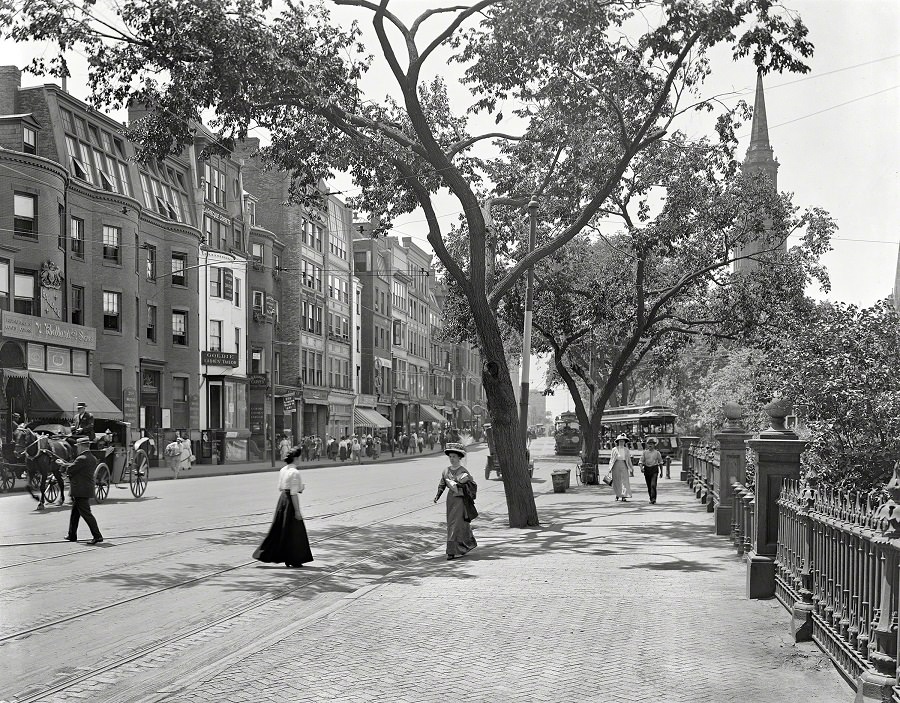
[202,351,239,367]
[2,311,96,350]
[303,388,328,401]
[123,387,138,424]
[283,395,295,412]
[249,403,265,432]
[189,393,200,428]
[204,206,231,225]
[248,373,268,387]
[223,268,234,301]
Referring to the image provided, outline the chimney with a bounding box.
[0,66,22,114]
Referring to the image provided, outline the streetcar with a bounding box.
[553,411,582,455]
[598,404,679,459]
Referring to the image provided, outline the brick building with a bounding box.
[0,66,202,454]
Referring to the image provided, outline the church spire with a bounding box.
[742,70,778,189]
[749,71,771,150]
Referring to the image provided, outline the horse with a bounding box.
[13,425,72,509]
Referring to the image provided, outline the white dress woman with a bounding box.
[609,435,633,501]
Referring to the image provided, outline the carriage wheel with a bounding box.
[129,450,149,498]
[94,463,110,502]
[45,479,60,504]
[0,466,14,493]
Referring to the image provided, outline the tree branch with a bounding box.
[447,132,525,159]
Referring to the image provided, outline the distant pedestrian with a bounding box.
[640,437,664,504]
[609,434,633,502]
[339,436,348,461]
[389,434,396,457]
[434,442,477,560]
[439,430,446,452]
[253,447,313,568]
[401,433,409,454]
[57,437,103,545]
[351,436,362,463]
[278,435,291,462]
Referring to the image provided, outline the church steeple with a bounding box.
[742,71,778,189]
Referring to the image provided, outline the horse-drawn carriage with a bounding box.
[3,419,150,503]
[482,422,534,481]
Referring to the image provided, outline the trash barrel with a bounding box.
[551,470,568,493]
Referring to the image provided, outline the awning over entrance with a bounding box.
[418,403,445,424]
[354,407,391,428]
[2,368,28,396]
[457,405,472,421]
[29,372,123,420]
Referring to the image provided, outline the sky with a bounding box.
[2,0,898,417]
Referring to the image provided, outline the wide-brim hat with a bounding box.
[444,442,467,458]
[615,434,629,443]
[75,436,91,446]
[76,402,86,408]
[646,437,659,445]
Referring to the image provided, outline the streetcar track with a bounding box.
[0,498,437,645]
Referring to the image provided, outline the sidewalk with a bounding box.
[164,473,850,703]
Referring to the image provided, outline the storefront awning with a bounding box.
[2,368,28,396]
[418,403,445,424]
[457,405,472,421]
[29,371,123,420]
[354,407,391,428]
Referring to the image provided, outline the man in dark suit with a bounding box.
[71,402,94,442]
[57,436,103,544]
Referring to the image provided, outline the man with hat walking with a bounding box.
[57,437,103,544]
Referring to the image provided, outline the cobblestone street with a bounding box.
[160,470,849,703]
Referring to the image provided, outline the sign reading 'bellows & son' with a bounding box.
[2,311,97,350]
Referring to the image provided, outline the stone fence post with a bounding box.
[714,402,751,536]
[745,399,806,600]
[680,436,699,482]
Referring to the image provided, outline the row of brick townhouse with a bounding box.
[0,65,484,464]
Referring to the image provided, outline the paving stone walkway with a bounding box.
[166,474,851,703]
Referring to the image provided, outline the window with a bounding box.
[171,253,187,286]
[209,320,222,352]
[103,368,122,409]
[233,278,241,307]
[102,225,121,263]
[70,285,83,325]
[70,217,84,258]
[23,126,36,154]
[235,327,241,358]
[146,244,157,281]
[252,290,264,313]
[250,348,263,374]
[13,271,36,316]
[203,162,226,206]
[102,291,121,330]
[271,301,279,323]
[329,229,346,259]
[273,253,280,272]
[172,377,189,428]
[14,193,36,237]
[65,136,90,181]
[146,304,157,342]
[274,352,280,384]
[172,311,188,346]
[209,267,222,297]
[301,350,324,386]
[0,260,9,310]
[251,242,263,263]
[246,199,256,225]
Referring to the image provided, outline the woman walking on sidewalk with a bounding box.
[434,442,477,560]
[609,434,633,502]
[253,447,313,568]
[639,437,664,504]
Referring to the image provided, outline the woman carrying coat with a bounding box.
[434,442,477,560]
[609,434,633,502]
[253,447,313,568]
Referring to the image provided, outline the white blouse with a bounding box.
[277,465,305,495]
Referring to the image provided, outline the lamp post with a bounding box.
[518,196,539,447]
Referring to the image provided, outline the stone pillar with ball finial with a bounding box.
[713,401,752,536]
[745,397,807,599]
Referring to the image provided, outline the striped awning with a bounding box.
[354,407,391,428]
[418,403,445,424]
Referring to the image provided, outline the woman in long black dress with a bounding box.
[253,447,314,568]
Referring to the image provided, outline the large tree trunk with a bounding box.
[473,298,538,527]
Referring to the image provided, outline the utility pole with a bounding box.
[518,197,539,446]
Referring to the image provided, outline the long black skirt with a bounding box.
[253,491,314,567]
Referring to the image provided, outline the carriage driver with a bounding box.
[70,402,95,444]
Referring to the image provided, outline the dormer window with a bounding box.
[23,127,36,154]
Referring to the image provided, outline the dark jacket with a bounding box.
[72,411,95,438]
[461,479,478,522]
[66,451,98,498]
